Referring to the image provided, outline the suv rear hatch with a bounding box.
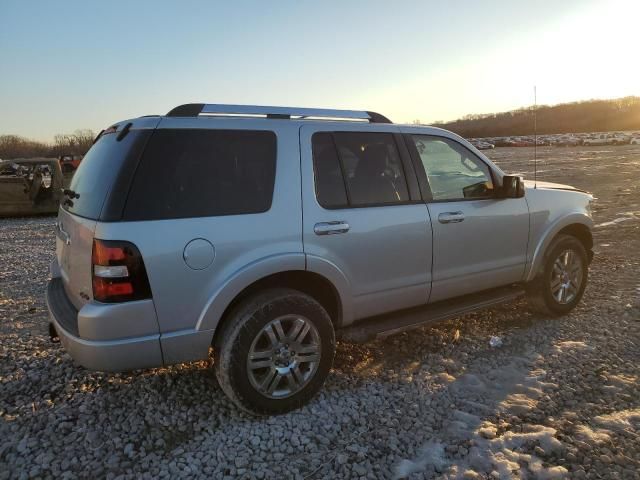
[56,118,159,310]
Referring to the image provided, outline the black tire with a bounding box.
[526,234,588,316]
[214,288,335,415]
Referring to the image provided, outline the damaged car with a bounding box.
[0,158,64,217]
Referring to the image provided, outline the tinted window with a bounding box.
[312,132,410,208]
[411,135,494,200]
[64,130,149,219]
[123,129,276,220]
[311,133,348,208]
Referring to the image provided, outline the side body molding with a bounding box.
[525,212,594,282]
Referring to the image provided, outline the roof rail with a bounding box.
[166,103,392,123]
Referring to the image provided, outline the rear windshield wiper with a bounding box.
[63,189,80,199]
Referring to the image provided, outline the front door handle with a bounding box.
[438,212,465,224]
[314,221,350,235]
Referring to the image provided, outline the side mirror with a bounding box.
[500,175,525,198]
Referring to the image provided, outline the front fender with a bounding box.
[525,212,594,282]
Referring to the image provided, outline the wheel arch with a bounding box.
[200,265,346,349]
[526,214,594,282]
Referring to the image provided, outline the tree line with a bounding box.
[432,96,640,138]
[0,129,95,160]
[2,96,639,159]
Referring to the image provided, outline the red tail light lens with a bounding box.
[92,239,152,303]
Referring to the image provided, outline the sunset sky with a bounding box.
[1,0,638,140]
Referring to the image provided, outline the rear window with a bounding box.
[63,130,149,220]
[123,129,277,221]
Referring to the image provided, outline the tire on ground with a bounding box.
[214,288,335,415]
[526,234,589,316]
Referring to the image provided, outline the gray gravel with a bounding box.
[1,146,639,479]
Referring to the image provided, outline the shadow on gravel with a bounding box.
[329,301,601,478]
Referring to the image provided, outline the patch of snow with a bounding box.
[396,357,567,478]
[552,341,594,352]
[393,441,447,479]
[595,215,637,228]
[594,408,640,433]
[574,424,611,444]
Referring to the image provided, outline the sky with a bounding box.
[0,0,638,141]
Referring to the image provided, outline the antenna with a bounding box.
[533,86,537,189]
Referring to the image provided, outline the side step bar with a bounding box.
[337,285,525,343]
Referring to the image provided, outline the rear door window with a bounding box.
[312,132,410,208]
[123,129,277,221]
[311,133,348,208]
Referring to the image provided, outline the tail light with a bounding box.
[92,239,152,303]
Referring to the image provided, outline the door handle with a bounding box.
[438,212,465,224]
[314,221,350,235]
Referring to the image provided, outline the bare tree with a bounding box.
[0,129,95,160]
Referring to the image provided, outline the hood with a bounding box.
[524,180,589,194]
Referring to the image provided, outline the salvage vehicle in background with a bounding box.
[0,158,63,217]
[46,104,594,415]
[59,154,83,174]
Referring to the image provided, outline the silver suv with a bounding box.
[46,104,594,414]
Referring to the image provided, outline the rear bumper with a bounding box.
[46,277,163,372]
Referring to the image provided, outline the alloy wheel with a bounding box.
[246,315,322,399]
[550,249,583,304]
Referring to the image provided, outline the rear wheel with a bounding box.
[214,288,335,415]
[526,234,588,316]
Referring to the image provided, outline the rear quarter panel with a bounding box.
[93,119,304,337]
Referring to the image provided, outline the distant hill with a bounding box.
[433,96,640,138]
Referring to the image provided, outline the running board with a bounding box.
[337,285,525,343]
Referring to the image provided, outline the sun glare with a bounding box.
[358,0,640,124]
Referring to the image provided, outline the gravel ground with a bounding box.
[1,146,639,479]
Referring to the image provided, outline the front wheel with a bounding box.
[526,234,589,316]
[214,288,335,415]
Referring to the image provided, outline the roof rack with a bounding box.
[166,103,392,123]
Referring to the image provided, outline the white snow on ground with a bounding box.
[595,211,639,228]
[394,352,571,479]
[594,408,640,434]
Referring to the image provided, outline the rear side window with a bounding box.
[312,132,410,208]
[64,130,150,220]
[123,129,276,220]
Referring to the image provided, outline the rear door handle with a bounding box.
[314,221,350,235]
[438,212,465,224]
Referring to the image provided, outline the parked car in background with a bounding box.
[630,136,640,145]
[609,133,630,145]
[583,134,612,146]
[553,135,582,147]
[469,139,495,150]
[46,103,594,414]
